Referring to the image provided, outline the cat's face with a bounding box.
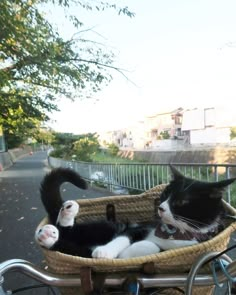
[158,165,235,231]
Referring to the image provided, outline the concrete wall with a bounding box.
[119,147,236,165]
[0,146,32,170]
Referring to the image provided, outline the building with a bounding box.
[144,107,184,148]
[181,107,236,145]
[98,106,236,149]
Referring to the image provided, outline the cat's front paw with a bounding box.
[92,246,117,259]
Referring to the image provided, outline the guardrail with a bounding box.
[48,156,236,204]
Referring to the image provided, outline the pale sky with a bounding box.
[47,0,236,134]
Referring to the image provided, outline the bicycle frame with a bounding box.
[1,251,236,295]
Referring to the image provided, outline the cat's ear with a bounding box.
[217,178,236,188]
[169,164,184,180]
[209,178,236,199]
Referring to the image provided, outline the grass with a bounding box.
[91,151,136,163]
[229,184,236,208]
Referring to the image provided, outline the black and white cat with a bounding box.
[36,168,127,257]
[37,166,235,259]
[92,165,235,259]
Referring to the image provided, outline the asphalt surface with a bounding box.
[0,151,116,294]
[0,151,235,295]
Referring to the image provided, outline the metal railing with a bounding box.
[48,156,236,204]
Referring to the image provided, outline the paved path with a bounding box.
[0,151,115,294]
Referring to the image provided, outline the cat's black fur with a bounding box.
[39,168,127,257]
[46,221,127,257]
[50,237,93,257]
[40,167,87,225]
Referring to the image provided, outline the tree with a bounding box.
[50,132,100,161]
[72,135,100,162]
[52,132,78,147]
[34,128,55,146]
[159,131,170,140]
[107,143,119,156]
[0,0,134,146]
[230,127,236,140]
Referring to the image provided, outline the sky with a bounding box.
[46,0,236,134]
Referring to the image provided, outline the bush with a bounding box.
[107,143,119,156]
[72,137,100,162]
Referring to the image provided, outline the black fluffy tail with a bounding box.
[40,168,87,224]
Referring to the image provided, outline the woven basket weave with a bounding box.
[38,184,236,295]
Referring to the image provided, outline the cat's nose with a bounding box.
[158,206,165,212]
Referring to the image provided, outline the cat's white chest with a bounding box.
[146,229,198,250]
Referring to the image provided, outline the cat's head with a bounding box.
[158,165,235,231]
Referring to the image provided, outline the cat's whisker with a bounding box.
[182,215,221,228]
[173,214,221,236]
[174,213,215,226]
[175,215,208,227]
[173,215,210,232]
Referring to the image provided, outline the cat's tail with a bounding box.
[40,167,87,224]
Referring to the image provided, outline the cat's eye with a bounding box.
[181,200,189,205]
[173,199,189,207]
[66,204,72,209]
[38,229,42,233]
[160,190,169,202]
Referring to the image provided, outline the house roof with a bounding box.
[146,107,184,119]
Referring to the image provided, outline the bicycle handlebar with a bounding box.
[0,259,82,287]
[1,253,236,294]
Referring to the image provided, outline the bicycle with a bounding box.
[1,248,236,295]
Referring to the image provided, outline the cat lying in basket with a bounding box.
[35,166,235,259]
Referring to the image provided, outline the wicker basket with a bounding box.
[37,184,236,295]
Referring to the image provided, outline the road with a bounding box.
[0,151,115,294]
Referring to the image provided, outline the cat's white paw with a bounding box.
[35,224,59,249]
[56,200,79,227]
[92,246,117,259]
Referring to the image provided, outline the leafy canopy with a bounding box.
[50,132,100,161]
[0,0,134,146]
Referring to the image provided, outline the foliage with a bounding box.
[34,128,55,145]
[50,132,100,161]
[52,132,82,146]
[50,145,71,158]
[72,135,100,161]
[159,131,170,139]
[90,151,134,163]
[230,127,236,139]
[0,0,134,146]
[107,143,119,156]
